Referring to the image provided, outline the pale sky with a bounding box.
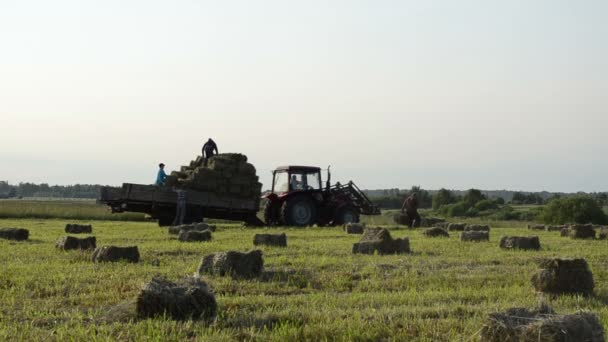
[1,0,607,192]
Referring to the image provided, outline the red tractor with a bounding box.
[263,166,381,226]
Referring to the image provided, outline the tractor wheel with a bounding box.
[333,205,360,225]
[281,195,317,227]
[264,201,280,226]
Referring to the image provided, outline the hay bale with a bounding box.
[531,258,594,296]
[546,225,566,232]
[253,233,287,247]
[480,306,605,342]
[527,224,545,230]
[352,228,410,255]
[393,212,410,225]
[136,276,217,321]
[343,223,364,234]
[422,227,449,238]
[168,223,216,235]
[434,222,449,229]
[569,224,596,239]
[198,250,264,279]
[460,231,489,242]
[178,230,212,242]
[92,246,140,263]
[499,236,540,250]
[447,223,466,231]
[597,228,608,240]
[465,224,490,232]
[560,228,571,237]
[65,224,92,234]
[420,217,445,227]
[56,236,96,250]
[0,228,29,241]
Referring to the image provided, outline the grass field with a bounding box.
[0,199,146,221]
[1,218,607,341]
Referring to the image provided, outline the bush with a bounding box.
[540,196,607,225]
[475,199,499,211]
[463,189,486,207]
[432,188,457,210]
[441,202,469,217]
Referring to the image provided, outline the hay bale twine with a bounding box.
[198,250,263,279]
[56,236,96,250]
[343,223,364,234]
[0,228,29,241]
[136,276,217,321]
[352,228,410,255]
[253,233,287,247]
[546,225,566,232]
[460,231,489,242]
[480,306,605,342]
[465,224,490,232]
[178,230,212,242]
[422,227,449,238]
[499,236,540,250]
[65,224,92,234]
[168,223,216,235]
[531,258,594,296]
[569,224,596,239]
[392,212,410,225]
[447,223,466,231]
[92,246,140,263]
[527,224,545,230]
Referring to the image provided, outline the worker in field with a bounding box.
[202,138,219,162]
[156,163,167,186]
[173,189,187,225]
[401,192,421,228]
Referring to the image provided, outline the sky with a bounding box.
[0,0,607,192]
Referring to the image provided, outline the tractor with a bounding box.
[263,166,381,226]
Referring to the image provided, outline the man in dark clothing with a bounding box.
[401,192,421,228]
[173,189,187,226]
[202,138,218,159]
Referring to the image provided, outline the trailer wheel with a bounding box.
[281,195,317,227]
[333,205,360,225]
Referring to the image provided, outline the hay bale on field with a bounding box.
[0,228,29,241]
[420,217,445,227]
[343,223,364,234]
[465,224,490,232]
[531,258,594,296]
[352,228,410,255]
[569,224,596,239]
[168,223,216,235]
[560,228,571,237]
[546,225,566,232]
[253,233,287,247]
[527,224,545,230]
[460,231,489,242]
[198,250,263,279]
[480,306,605,342]
[499,236,540,250]
[435,222,449,229]
[597,228,608,240]
[422,227,449,238]
[65,224,92,234]
[392,212,410,225]
[56,236,96,250]
[447,223,466,231]
[136,276,217,321]
[178,230,212,242]
[92,246,140,263]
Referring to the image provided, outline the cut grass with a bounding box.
[1,218,607,341]
[0,200,146,221]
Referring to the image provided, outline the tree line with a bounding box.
[0,181,103,199]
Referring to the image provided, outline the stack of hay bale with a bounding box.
[165,153,262,201]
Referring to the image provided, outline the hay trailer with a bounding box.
[263,166,381,226]
[99,183,263,226]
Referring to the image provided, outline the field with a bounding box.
[2,215,608,341]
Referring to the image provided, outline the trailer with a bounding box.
[98,183,263,226]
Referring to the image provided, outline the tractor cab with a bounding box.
[271,166,323,195]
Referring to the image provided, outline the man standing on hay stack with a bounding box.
[202,138,219,166]
[401,192,421,228]
[156,163,167,186]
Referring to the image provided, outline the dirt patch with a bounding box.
[480,306,604,342]
[56,236,96,250]
[198,250,263,279]
[65,224,92,234]
[136,276,217,321]
[0,228,29,241]
[352,228,410,255]
[499,236,540,250]
[253,233,287,247]
[92,246,140,263]
[531,258,594,296]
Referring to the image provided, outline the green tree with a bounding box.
[540,196,607,224]
[463,189,485,207]
[432,188,456,209]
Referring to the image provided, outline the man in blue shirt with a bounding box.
[156,163,167,186]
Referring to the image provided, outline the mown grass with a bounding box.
[1,218,608,341]
[0,200,146,221]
